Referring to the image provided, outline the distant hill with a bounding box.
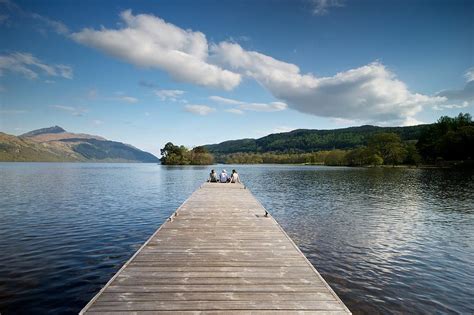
[205,124,429,155]
[0,126,159,163]
[20,125,67,137]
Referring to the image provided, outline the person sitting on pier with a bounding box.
[208,169,218,182]
[219,169,228,183]
[229,169,241,183]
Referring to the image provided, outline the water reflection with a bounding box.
[0,163,473,314]
[241,165,474,314]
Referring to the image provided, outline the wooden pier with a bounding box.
[80,183,351,314]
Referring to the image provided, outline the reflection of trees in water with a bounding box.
[418,168,474,211]
[244,165,474,314]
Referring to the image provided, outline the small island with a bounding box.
[160,142,214,165]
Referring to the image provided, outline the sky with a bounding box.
[0,0,473,156]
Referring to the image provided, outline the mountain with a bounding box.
[21,125,106,142]
[0,126,159,163]
[205,124,429,155]
[20,126,67,137]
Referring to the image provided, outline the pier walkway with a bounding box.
[80,183,351,314]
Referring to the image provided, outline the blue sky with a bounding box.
[0,0,473,156]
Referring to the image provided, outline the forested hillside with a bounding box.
[205,124,427,154]
[204,114,473,166]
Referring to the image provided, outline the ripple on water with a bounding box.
[0,163,473,314]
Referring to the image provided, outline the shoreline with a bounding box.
[163,161,474,169]
[2,160,472,169]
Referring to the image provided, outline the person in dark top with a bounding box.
[208,169,218,182]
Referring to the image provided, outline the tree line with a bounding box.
[219,133,421,166]
[220,113,473,166]
[161,113,473,166]
[205,124,425,154]
[417,113,473,162]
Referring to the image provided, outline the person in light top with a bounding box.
[219,169,228,183]
[230,169,241,183]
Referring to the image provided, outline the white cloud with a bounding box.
[116,95,138,103]
[93,119,103,125]
[433,101,470,111]
[103,92,138,104]
[464,67,474,82]
[184,104,215,116]
[0,52,73,79]
[70,10,460,125]
[30,12,69,35]
[1,0,68,34]
[71,10,241,90]
[226,35,251,44]
[436,67,474,102]
[209,95,287,112]
[225,108,244,115]
[212,42,444,124]
[50,105,87,116]
[56,64,73,79]
[50,105,74,111]
[155,89,185,101]
[310,0,345,15]
[402,117,425,126]
[240,101,287,112]
[209,95,243,105]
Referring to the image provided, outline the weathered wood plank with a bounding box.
[96,292,336,302]
[121,266,313,272]
[113,277,325,285]
[88,300,345,311]
[128,261,312,267]
[80,182,351,314]
[103,284,330,293]
[86,311,349,315]
[118,271,319,278]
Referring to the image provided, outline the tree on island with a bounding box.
[160,142,188,165]
[160,142,214,165]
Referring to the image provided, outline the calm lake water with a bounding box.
[0,163,473,314]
